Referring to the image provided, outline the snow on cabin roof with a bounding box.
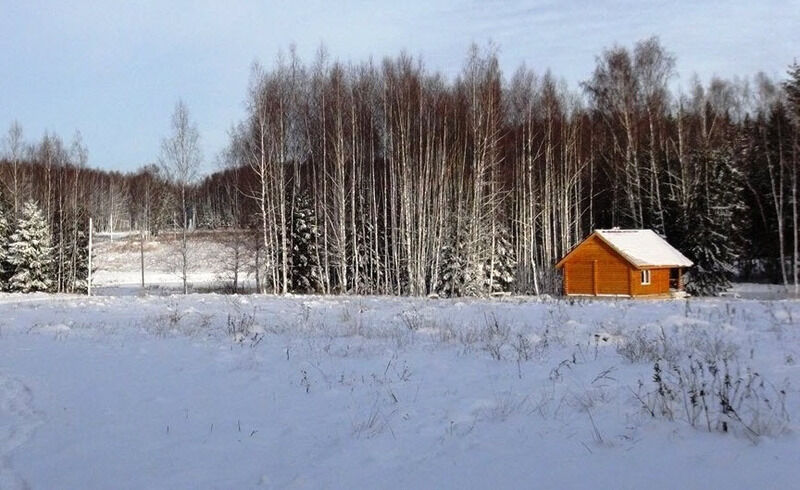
[594,229,694,268]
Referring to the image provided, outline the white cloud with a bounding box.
[1,0,797,171]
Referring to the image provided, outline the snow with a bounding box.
[92,234,246,292]
[0,234,797,487]
[595,229,694,268]
[728,282,799,300]
[1,292,799,489]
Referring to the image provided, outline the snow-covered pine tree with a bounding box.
[785,62,800,125]
[7,201,54,293]
[436,208,518,298]
[68,215,91,293]
[436,240,463,298]
[484,219,516,294]
[0,201,11,290]
[436,210,471,297]
[684,146,745,296]
[290,192,321,293]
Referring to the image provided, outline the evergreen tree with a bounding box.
[69,217,91,293]
[7,201,54,293]
[484,220,516,294]
[684,146,745,296]
[785,62,800,125]
[436,211,471,297]
[434,210,518,297]
[436,240,465,298]
[290,192,321,293]
[0,202,11,290]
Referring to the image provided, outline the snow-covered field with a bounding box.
[1,235,799,488]
[1,292,799,489]
[92,233,234,291]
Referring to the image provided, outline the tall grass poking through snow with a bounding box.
[621,326,790,440]
[29,293,793,446]
[226,310,264,347]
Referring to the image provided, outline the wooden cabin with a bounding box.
[556,229,693,297]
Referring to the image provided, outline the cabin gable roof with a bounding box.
[556,229,694,269]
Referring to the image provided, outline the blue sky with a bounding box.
[1,0,798,174]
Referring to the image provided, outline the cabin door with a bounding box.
[669,268,682,290]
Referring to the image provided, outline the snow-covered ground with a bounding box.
[92,233,235,292]
[1,292,799,489]
[1,234,799,488]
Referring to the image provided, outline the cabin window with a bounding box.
[641,270,651,285]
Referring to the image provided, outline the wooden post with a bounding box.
[140,229,145,288]
[88,217,93,297]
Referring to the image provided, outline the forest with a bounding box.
[1,37,799,296]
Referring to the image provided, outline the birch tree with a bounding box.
[159,100,202,294]
[3,121,25,219]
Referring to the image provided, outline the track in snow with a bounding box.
[0,373,42,490]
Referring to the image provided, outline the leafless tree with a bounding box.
[3,121,25,219]
[159,100,202,294]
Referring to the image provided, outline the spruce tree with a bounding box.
[436,240,465,297]
[785,62,800,125]
[290,192,321,293]
[69,219,90,293]
[484,220,516,294]
[684,146,745,296]
[0,203,11,290]
[7,201,54,293]
[435,210,518,297]
[436,213,469,297]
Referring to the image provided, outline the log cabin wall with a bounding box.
[561,235,673,296]
[628,267,671,296]
[562,235,633,295]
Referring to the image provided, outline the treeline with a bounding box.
[2,38,799,296]
[0,130,177,236]
[0,200,83,293]
[0,129,95,292]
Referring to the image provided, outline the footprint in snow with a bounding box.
[0,372,44,490]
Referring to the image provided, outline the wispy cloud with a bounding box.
[1,0,797,172]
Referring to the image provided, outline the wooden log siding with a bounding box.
[557,233,684,297]
[628,267,670,296]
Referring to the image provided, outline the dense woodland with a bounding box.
[1,38,799,296]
